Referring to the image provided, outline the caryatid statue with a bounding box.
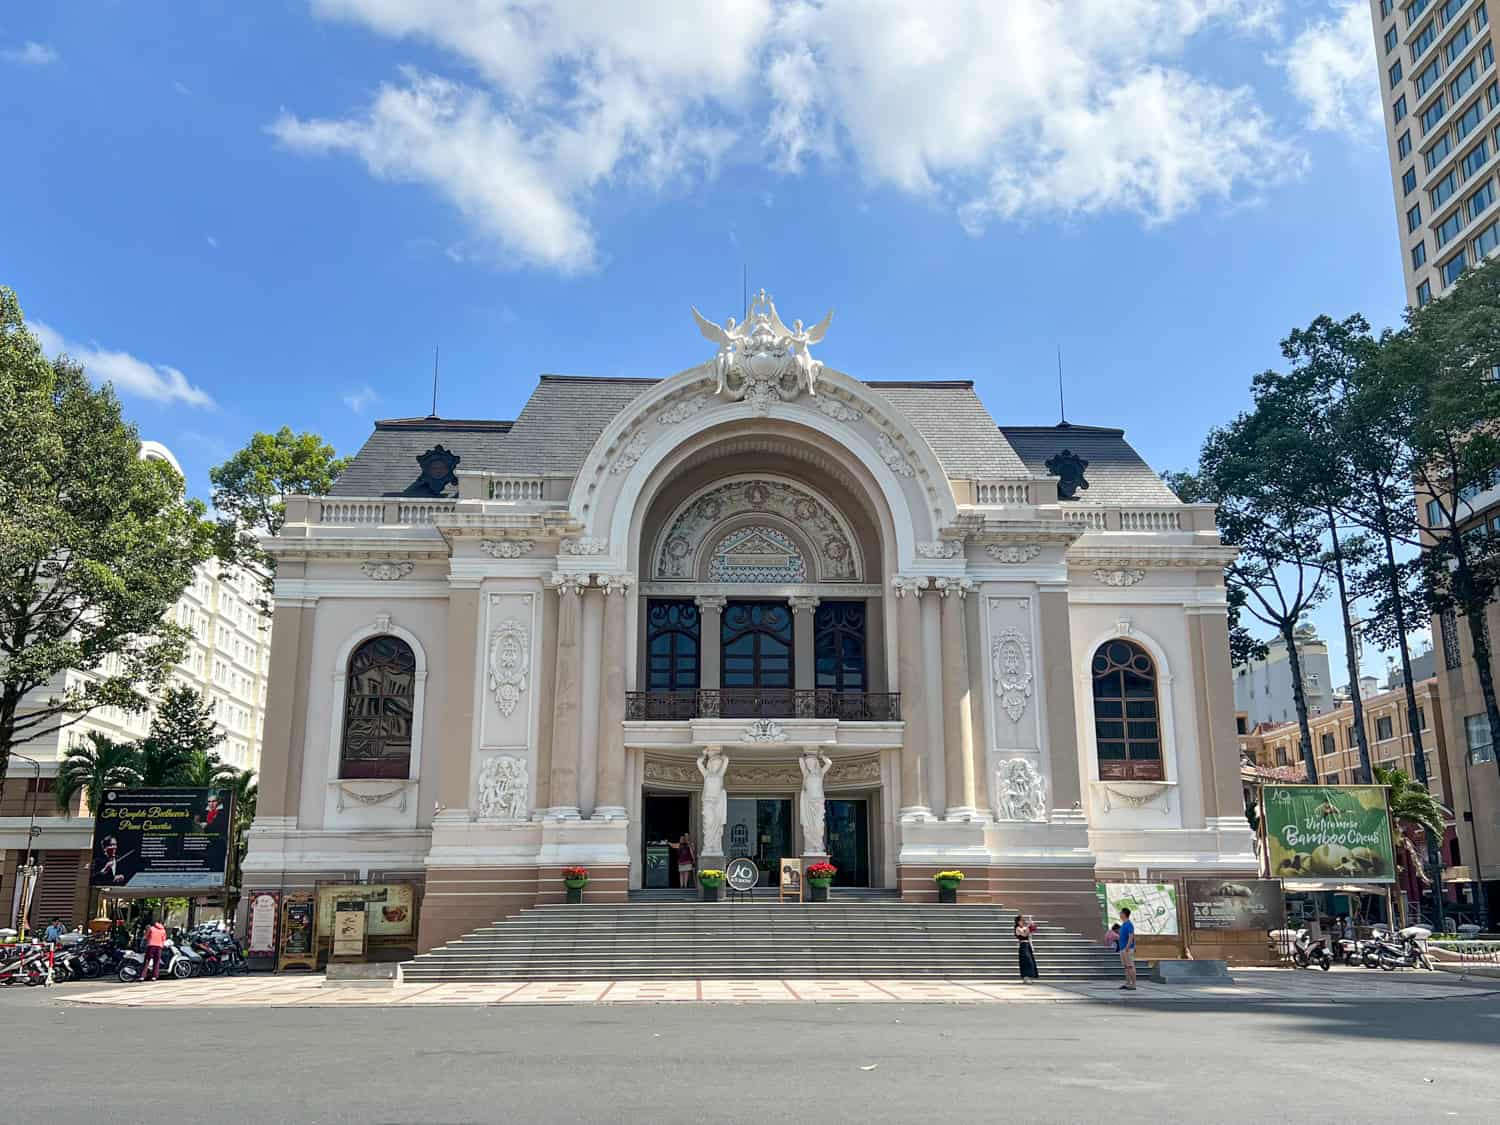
[697,749,729,858]
[798,750,833,856]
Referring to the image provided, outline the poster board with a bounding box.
[90,787,233,892]
[1184,879,1285,932]
[246,891,280,957]
[1097,882,1180,936]
[779,858,803,902]
[315,883,415,940]
[277,893,318,972]
[1262,785,1395,883]
[332,899,368,960]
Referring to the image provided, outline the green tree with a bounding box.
[224,768,257,917]
[136,685,224,783]
[209,427,348,604]
[1173,407,1331,782]
[1382,258,1500,785]
[0,287,214,803]
[1374,765,1447,911]
[54,731,141,814]
[180,748,237,789]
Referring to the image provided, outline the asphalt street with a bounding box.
[5,988,1498,1124]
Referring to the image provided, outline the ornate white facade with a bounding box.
[243,294,1254,950]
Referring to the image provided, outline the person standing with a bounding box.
[1015,913,1040,982]
[1117,907,1137,991]
[143,918,168,982]
[675,832,696,891]
[44,918,64,944]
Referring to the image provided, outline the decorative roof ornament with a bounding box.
[692,289,833,415]
[414,444,461,496]
[1044,448,1090,501]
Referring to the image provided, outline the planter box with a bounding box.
[565,884,585,904]
[937,883,959,904]
[702,885,721,902]
[809,882,830,902]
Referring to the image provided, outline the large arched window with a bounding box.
[646,600,701,693]
[340,635,416,779]
[1091,639,1164,781]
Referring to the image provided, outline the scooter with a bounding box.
[1290,928,1333,970]
[118,939,196,982]
[0,942,54,987]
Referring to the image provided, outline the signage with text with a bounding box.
[90,787,233,892]
[1263,785,1395,883]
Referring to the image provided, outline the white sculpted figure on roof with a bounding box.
[692,289,833,415]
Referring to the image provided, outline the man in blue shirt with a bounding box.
[1117,907,1137,991]
[43,918,64,944]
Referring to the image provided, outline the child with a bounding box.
[1106,922,1121,951]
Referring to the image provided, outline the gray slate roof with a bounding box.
[999,424,1182,506]
[329,376,1158,499]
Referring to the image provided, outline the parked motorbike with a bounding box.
[1290,928,1333,970]
[186,930,249,976]
[118,938,196,982]
[0,941,54,987]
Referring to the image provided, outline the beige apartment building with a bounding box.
[0,441,272,929]
[1370,0,1500,308]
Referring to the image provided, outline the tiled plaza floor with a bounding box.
[42,967,1498,1008]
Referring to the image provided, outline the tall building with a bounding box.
[1370,0,1500,308]
[0,441,273,929]
[243,294,1255,960]
[1233,623,1335,728]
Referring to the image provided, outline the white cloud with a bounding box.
[205,234,218,248]
[278,0,1305,269]
[342,384,380,414]
[30,321,216,409]
[1279,1,1382,135]
[174,80,193,97]
[2,40,59,66]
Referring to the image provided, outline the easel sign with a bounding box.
[277,892,318,973]
[332,898,368,960]
[779,858,804,902]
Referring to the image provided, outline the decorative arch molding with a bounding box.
[1075,623,1180,788]
[653,474,864,582]
[568,366,957,572]
[324,614,431,786]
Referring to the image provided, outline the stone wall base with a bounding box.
[898,862,1102,934]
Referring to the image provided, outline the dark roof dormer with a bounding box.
[412,443,461,496]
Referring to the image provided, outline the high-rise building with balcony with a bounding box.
[1370,0,1500,307]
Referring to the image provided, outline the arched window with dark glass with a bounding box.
[1091,639,1164,781]
[721,601,793,716]
[646,600,700,693]
[340,635,416,779]
[814,601,866,693]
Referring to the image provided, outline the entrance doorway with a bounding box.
[825,799,870,887]
[725,798,794,884]
[641,792,690,888]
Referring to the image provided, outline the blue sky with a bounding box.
[1,1,1423,678]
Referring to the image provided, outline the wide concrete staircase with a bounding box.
[401,896,1123,982]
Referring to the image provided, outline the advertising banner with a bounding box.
[1184,879,1286,932]
[246,891,280,956]
[315,884,415,939]
[1098,883,1179,936]
[90,787,233,891]
[1262,785,1395,883]
[278,893,317,972]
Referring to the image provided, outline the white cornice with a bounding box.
[274,578,451,600]
[1068,587,1229,607]
[1065,544,1236,568]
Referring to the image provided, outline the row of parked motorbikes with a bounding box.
[0,924,250,987]
[1283,924,1435,971]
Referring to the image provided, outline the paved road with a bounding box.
[6,987,1498,1123]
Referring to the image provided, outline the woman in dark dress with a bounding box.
[1015,913,1040,982]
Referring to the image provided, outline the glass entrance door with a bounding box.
[725,797,794,884]
[825,799,869,887]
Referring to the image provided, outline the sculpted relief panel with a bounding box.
[985,596,1038,752]
[480,592,537,751]
[654,478,860,581]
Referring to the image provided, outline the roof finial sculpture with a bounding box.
[691,290,833,415]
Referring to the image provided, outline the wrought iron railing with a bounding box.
[625,690,900,722]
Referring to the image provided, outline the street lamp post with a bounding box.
[10,753,43,936]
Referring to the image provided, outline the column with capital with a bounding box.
[594,574,633,819]
[893,576,931,819]
[790,596,820,697]
[938,577,979,820]
[695,595,726,693]
[547,573,587,818]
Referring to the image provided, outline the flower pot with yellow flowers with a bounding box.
[934,870,964,904]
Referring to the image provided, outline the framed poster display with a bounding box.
[332,899,368,959]
[779,858,803,902]
[246,891,281,957]
[277,893,318,972]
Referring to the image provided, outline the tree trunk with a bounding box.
[1327,509,1373,784]
[0,688,21,807]
[1282,621,1318,782]
[1375,493,1443,928]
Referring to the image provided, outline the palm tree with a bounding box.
[134,738,195,786]
[1375,766,1446,914]
[224,769,257,918]
[55,732,140,814]
[180,749,236,789]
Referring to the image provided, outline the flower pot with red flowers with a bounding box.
[933,870,964,904]
[698,869,725,902]
[806,862,837,902]
[562,866,589,904]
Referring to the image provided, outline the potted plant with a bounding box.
[562,866,589,904]
[698,869,725,902]
[806,862,837,902]
[934,869,964,904]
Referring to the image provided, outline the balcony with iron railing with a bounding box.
[625,689,900,722]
